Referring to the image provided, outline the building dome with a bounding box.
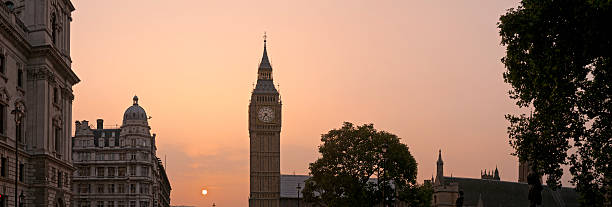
[123,96,148,123]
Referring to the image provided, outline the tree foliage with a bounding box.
[302,122,427,206]
[498,0,611,205]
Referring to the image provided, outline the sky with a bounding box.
[69,0,572,206]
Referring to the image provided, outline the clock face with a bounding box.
[257,107,275,123]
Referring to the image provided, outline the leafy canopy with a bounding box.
[302,122,430,207]
[498,0,611,205]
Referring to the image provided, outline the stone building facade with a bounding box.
[249,37,282,207]
[0,0,79,206]
[72,96,171,207]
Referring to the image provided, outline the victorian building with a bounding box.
[72,96,171,207]
[0,0,79,206]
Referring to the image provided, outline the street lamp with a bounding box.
[19,191,24,207]
[381,143,388,207]
[11,106,24,207]
[296,183,302,207]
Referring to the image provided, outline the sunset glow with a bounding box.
[67,0,577,206]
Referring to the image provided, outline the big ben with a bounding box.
[249,36,282,207]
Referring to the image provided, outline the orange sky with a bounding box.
[69,0,572,206]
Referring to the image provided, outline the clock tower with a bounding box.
[249,36,282,207]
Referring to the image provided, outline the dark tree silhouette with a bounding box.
[498,0,611,205]
[302,122,430,207]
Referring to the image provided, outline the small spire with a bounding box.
[133,95,139,105]
[437,149,443,164]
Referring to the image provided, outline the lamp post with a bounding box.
[381,143,388,207]
[11,106,24,207]
[296,183,301,207]
[18,191,24,207]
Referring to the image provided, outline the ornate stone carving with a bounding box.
[0,87,10,104]
[27,66,56,81]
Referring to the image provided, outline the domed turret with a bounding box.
[123,96,148,125]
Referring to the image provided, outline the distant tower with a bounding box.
[436,150,444,185]
[249,35,282,207]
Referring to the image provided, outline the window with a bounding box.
[130,153,136,160]
[18,163,23,182]
[97,184,104,193]
[96,201,104,207]
[139,201,149,207]
[141,166,148,176]
[107,201,114,207]
[140,183,150,194]
[79,167,90,176]
[108,167,115,177]
[0,54,4,74]
[57,171,62,187]
[130,166,136,176]
[119,153,126,160]
[79,184,89,194]
[0,157,5,177]
[51,13,57,44]
[97,167,104,177]
[55,126,61,153]
[53,88,59,104]
[130,184,135,193]
[129,201,135,207]
[118,167,126,177]
[17,69,23,87]
[108,184,115,193]
[0,104,4,134]
[118,184,125,193]
[118,201,125,207]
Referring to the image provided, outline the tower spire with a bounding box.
[259,32,272,70]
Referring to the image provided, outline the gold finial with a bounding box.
[263,32,267,42]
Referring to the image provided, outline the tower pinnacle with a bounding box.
[259,38,272,70]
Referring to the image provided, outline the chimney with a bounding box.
[97,119,104,129]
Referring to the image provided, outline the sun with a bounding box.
[202,189,208,196]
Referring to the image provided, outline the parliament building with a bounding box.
[431,150,579,207]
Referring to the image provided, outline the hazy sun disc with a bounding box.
[202,189,208,195]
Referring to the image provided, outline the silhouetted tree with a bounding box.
[302,122,427,206]
[498,0,611,205]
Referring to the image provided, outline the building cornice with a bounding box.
[30,45,80,85]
